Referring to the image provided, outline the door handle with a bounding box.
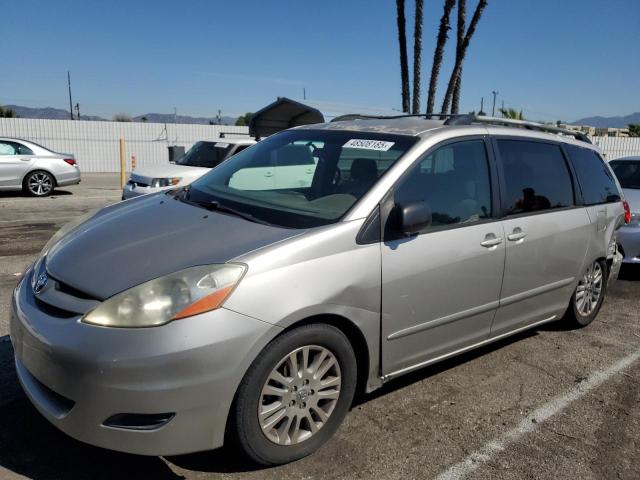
[480,234,503,249]
[264,172,273,177]
[20,158,31,162]
[507,228,527,242]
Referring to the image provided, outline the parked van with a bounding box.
[11,115,626,465]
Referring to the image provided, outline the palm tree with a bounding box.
[451,0,466,114]
[439,0,488,115]
[396,0,411,113]
[499,108,524,120]
[411,0,424,114]
[426,0,456,115]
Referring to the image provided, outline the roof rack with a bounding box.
[444,115,592,144]
[330,113,466,122]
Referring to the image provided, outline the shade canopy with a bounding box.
[249,97,325,139]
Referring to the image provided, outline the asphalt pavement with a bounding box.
[0,174,638,480]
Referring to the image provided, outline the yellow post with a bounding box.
[119,138,126,188]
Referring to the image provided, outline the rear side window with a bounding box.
[497,140,574,215]
[0,141,33,155]
[566,145,621,204]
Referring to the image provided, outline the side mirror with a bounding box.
[397,201,432,235]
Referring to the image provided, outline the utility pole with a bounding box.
[75,103,80,120]
[303,87,307,100]
[480,97,484,115]
[67,71,74,120]
[501,100,505,117]
[491,90,498,117]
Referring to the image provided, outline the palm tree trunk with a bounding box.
[440,0,488,115]
[411,0,424,114]
[426,0,456,115]
[451,0,466,114]
[396,0,411,113]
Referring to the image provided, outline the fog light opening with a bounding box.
[103,412,175,431]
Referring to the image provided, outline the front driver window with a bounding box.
[394,140,493,228]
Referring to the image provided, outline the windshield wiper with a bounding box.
[197,200,272,226]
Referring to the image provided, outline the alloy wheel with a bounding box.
[258,345,341,445]
[575,261,603,316]
[28,172,53,196]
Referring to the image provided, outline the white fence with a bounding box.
[588,136,640,161]
[1,118,638,171]
[0,118,249,172]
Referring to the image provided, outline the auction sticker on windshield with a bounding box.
[343,139,395,151]
[215,142,230,148]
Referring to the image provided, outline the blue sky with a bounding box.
[1,0,638,122]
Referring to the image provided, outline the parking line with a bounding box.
[435,347,640,480]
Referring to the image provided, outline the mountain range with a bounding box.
[3,105,238,125]
[3,104,639,128]
[571,112,640,128]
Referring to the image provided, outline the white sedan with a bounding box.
[0,137,80,196]
[122,139,255,200]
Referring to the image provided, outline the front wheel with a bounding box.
[231,324,357,466]
[564,259,607,327]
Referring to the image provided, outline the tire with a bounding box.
[564,259,608,328]
[23,170,55,197]
[231,324,357,466]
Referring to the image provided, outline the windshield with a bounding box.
[184,129,417,228]
[176,141,234,168]
[610,160,640,189]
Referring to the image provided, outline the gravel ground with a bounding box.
[0,174,638,480]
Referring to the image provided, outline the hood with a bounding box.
[131,164,209,183]
[622,188,640,212]
[46,194,301,299]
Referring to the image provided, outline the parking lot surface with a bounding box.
[0,175,638,480]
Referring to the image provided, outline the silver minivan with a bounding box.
[10,116,626,465]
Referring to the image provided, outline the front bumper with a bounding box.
[10,271,281,456]
[617,224,640,264]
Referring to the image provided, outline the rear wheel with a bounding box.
[231,324,356,465]
[23,171,55,197]
[564,259,607,327]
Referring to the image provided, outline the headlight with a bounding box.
[151,177,181,188]
[82,264,246,328]
[40,209,98,258]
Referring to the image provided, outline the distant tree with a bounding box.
[628,123,640,137]
[0,105,17,118]
[235,112,254,126]
[396,0,411,112]
[113,113,132,122]
[499,108,524,120]
[426,0,456,115]
[140,116,148,122]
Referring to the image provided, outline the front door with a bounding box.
[381,139,505,376]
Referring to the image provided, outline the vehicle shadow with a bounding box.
[619,264,640,281]
[168,329,539,474]
[0,189,73,198]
